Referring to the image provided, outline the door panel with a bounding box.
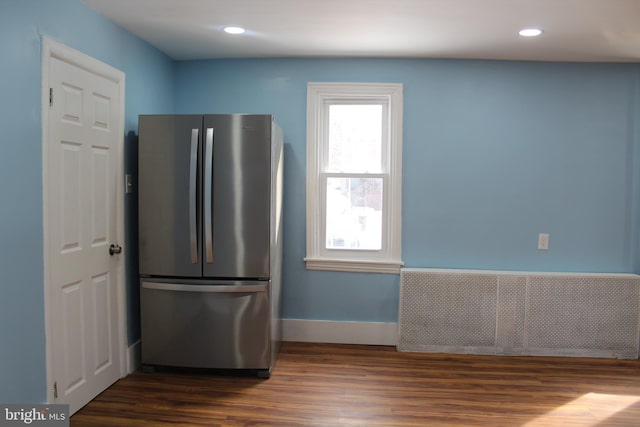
[48,55,121,414]
[92,273,112,373]
[61,281,84,392]
[203,115,272,279]
[60,141,82,252]
[90,147,110,246]
[138,115,202,276]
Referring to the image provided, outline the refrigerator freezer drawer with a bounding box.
[140,280,271,370]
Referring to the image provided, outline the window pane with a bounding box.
[328,105,382,173]
[326,177,382,250]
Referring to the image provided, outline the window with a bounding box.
[305,82,403,274]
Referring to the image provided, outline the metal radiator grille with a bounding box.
[398,269,640,359]
[399,272,497,350]
[495,275,526,351]
[525,276,640,352]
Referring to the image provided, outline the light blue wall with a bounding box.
[0,0,174,404]
[175,58,640,322]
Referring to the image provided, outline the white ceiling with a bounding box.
[82,0,640,62]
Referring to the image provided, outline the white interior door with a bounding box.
[43,38,126,415]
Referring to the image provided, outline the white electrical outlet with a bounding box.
[538,233,549,250]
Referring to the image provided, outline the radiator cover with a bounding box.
[398,269,640,359]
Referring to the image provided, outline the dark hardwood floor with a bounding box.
[71,342,640,426]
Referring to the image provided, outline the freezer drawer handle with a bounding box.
[204,127,214,263]
[189,128,199,264]
[142,281,267,293]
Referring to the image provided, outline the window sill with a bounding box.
[303,257,403,274]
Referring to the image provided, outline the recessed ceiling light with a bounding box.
[224,26,245,35]
[519,28,543,37]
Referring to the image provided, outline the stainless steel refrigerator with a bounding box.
[138,114,283,378]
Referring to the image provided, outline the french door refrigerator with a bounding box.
[138,114,283,378]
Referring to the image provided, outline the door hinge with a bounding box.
[49,88,53,107]
[53,381,58,399]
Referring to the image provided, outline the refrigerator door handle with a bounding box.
[204,127,214,263]
[189,128,199,264]
[142,281,267,293]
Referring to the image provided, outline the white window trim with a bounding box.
[305,82,403,274]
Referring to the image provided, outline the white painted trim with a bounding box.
[282,319,398,346]
[401,267,640,278]
[42,37,127,404]
[305,82,403,274]
[304,257,402,274]
[127,340,141,374]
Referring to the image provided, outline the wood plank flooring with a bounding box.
[71,342,640,426]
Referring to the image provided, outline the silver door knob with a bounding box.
[109,244,122,256]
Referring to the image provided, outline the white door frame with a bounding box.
[41,36,127,404]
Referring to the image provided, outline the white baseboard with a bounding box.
[282,319,397,346]
[127,340,141,374]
